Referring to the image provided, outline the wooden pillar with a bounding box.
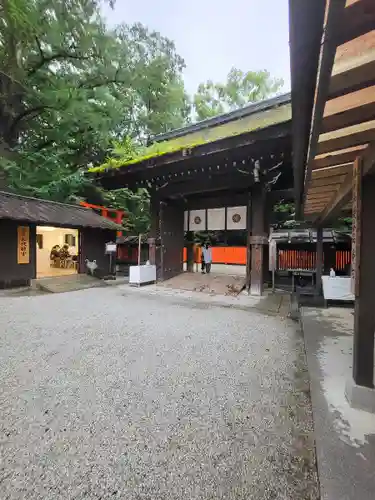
[186,232,194,272]
[315,226,323,295]
[148,194,161,279]
[245,191,252,290]
[250,185,267,296]
[352,169,375,389]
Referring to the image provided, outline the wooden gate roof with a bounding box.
[290,0,375,222]
[0,191,122,230]
[91,94,293,198]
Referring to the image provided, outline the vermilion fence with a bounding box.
[335,250,351,271]
[183,246,247,265]
[183,247,351,270]
[278,250,317,270]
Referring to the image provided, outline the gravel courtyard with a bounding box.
[0,286,318,499]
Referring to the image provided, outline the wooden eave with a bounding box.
[292,0,375,222]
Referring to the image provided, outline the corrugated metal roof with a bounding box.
[0,191,122,230]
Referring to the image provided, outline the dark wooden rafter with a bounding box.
[288,0,327,217]
[301,0,348,215]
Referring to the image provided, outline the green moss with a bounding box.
[89,103,291,174]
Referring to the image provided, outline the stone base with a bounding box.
[345,377,375,413]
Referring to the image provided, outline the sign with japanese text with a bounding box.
[17,226,30,264]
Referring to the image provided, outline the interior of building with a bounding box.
[36,226,79,278]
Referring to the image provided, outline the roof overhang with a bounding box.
[0,191,122,230]
[94,116,293,198]
[290,0,375,222]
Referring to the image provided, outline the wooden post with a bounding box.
[245,191,252,290]
[250,185,267,296]
[352,166,375,389]
[137,234,142,267]
[315,226,323,295]
[148,193,160,277]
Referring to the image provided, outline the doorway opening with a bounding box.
[36,226,79,278]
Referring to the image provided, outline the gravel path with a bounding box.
[0,287,318,499]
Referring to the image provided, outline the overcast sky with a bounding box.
[102,0,291,96]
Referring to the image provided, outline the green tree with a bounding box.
[194,67,284,120]
[0,0,190,207]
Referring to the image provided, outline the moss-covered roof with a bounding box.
[90,94,292,174]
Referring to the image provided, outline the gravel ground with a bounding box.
[0,287,318,499]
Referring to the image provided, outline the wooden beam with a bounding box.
[311,163,353,178]
[308,185,342,194]
[330,31,375,98]
[352,172,375,388]
[302,0,348,216]
[316,143,375,223]
[312,145,367,169]
[306,193,334,201]
[317,120,375,154]
[338,0,375,46]
[322,85,375,133]
[310,174,347,187]
[156,173,254,198]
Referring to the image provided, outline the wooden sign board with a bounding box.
[351,159,361,296]
[17,226,30,264]
[105,242,117,254]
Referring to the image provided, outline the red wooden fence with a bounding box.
[183,247,351,271]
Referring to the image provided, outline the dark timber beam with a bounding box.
[352,172,375,389]
[157,173,254,198]
[301,0,347,217]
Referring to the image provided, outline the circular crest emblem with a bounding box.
[232,213,241,223]
[194,216,202,225]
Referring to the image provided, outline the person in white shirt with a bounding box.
[201,242,212,274]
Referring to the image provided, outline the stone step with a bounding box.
[32,274,109,294]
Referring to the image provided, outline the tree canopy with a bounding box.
[0,0,189,220]
[193,67,284,120]
[0,1,286,233]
